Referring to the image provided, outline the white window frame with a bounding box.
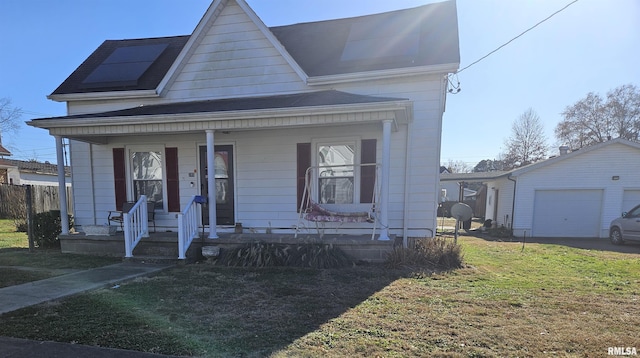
[125,145,167,212]
[311,137,361,205]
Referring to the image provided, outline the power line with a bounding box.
[447,0,580,93]
[458,0,580,74]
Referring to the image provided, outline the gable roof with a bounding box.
[49,0,459,98]
[510,138,640,177]
[0,143,11,157]
[441,139,640,182]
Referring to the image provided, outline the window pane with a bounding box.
[131,151,163,209]
[318,144,355,204]
[133,180,163,209]
[319,178,354,204]
[131,151,163,180]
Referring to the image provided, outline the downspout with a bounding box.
[55,136,69,235]
[507,174,516,229]
[88,143,97,225]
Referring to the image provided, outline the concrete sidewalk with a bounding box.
[0,262,173,315]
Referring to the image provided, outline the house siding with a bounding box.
[71,123,411,235]
[165,1,307,101]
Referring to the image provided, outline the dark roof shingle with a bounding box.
[51,1,459,95]
[51,36,189,95]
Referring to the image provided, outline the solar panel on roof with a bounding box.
[81,43,169,88]
[340,19,420,62]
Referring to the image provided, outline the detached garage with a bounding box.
[490,139,640,239]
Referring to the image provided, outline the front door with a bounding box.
[199,145,235,226]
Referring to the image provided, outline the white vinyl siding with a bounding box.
[166,1,307,101]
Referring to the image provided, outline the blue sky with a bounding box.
[1,0,638,166]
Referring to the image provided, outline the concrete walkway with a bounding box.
[0,262,172,315]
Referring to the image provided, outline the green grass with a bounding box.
[0,219,28,249]
[0,219,120,287]
[0,234,638,356]
[0,268,53,288]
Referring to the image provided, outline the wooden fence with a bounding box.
[0,184,73,219]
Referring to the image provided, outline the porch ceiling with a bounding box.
[28,91,411,144]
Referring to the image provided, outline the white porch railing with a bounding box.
[178,195,202,260]
[124,195,149,258]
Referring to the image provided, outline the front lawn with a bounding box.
[0,235,637,357]
[0,219,121,287]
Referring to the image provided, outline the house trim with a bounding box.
[31,102,410,141]
[47,90,160,102]
[307,63,459,86]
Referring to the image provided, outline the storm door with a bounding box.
[199,145,235,226]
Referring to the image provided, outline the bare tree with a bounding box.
[502,108,548,169]
[442,159,472,173]
[555,84,640,149]
[0,98,22,140]
[605,84,640,141]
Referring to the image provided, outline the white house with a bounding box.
[484,139,640,239]
[27,0,460,251]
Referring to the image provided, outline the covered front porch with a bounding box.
[29,90,412,260]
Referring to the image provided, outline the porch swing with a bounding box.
[295,164,379,239]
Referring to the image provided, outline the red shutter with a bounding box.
[112,148,127,211]
[360,139,377,203]
[166,147,180,212]
[297,143,311,212]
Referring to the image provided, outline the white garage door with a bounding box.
[532,189,603,237]
[622,190,640,213]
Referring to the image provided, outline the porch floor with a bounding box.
[59,231,399,263]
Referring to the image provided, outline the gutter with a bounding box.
[507,174,517,229]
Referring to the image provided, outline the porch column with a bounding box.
[206,130,218,239]
[379,119,392,241]
[54,136,70,235]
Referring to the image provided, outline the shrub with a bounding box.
[487,225,513,239]
[31,210,73,249]
[385,237,463,270]
[219,241,353,269]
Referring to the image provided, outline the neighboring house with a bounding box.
[0,143,13,184]
[27,0,460,245]
[481,139,640,238]
[0,158,71,186]
[6,159,71,186]
[440,171,501,218]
